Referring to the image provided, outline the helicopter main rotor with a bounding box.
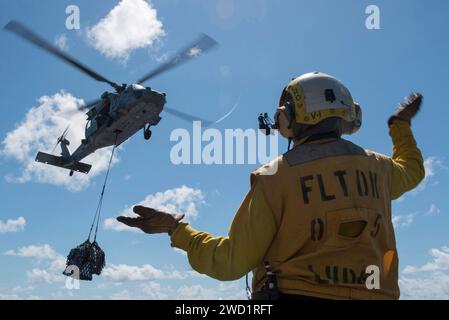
[4,21,123,91]
[136,33,218,84]
[4,20,219,124]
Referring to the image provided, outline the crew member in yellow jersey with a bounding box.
[117,72,425,300]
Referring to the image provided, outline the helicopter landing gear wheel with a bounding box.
[144,126,152,140]
[69,170,74,176]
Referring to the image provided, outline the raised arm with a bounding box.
[388,93,425,199]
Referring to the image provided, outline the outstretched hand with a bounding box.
[117,205,184,234]
[388,92,423,126]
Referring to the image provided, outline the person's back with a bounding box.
[251,131,422,299]
[117,72,425,300]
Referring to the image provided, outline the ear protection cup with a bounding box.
[275,106,295,139]
[341,102,362,135]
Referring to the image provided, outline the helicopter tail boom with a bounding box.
[35,152,92,174]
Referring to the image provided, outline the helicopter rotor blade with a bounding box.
[164,107,213,127]
[52,125,70,154]
[79,98,101,111]
[136,33,218,84]
[61,125,70,140]
[61,98,101,118]
[4,20,121,90]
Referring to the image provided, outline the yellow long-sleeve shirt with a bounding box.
[170,120,424,283]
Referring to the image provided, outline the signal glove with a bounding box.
[388,92,423,126]
[117,205,184,234]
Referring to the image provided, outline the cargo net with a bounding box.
[62,135,118,281]
[63,240,105,281]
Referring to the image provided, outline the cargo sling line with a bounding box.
[63,133,119,281]
[88,133,119,242]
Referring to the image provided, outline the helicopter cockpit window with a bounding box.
[86,119,92,130]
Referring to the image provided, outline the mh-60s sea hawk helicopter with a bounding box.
[4,21,218,176]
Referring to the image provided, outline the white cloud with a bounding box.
[110,289,134,300]
[0,216,26,233]
[54,33,68,51]
[26,268,64,283]
[0,293,20,300]
[392,213,415,228]
[424,157,445,178]
[104,185,205,232]
[176,282,246,300]
[4,244,58,260]
[400,272,449,300]
[1,91,119,192]
[426,203,441,216]
[403,247,449,274]
[102,263,185,282]
[5,244,67,283]
[108,280,245,300]
[11,285,35,293]
[400,247,449,299]
[140,281,169,299]
[87,0,165,61]
[413,156,446,193]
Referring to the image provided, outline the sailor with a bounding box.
[117,72,425,300]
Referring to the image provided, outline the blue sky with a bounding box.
[0,0,448,299]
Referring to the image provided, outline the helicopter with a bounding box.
[4,20,218,176]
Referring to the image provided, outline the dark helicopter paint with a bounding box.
[73,85,166,161]
[4,20,218,175]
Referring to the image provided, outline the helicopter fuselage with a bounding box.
[70,84,166,162]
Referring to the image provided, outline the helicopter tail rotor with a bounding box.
[51,125,70,154]
[36,125,91,175]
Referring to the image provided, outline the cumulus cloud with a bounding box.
[424,157,445,178]
[0,91,119,191]
[176,282,246,300]
[26,269,64,283]
[4,244,58,260]
[104,185,205,232]
[412,156,446,193]
[0,216,26,233]
[403,247,449,274]
[400,272,449,300]
[102,263,185,282]
[108,280,245,300]
[392,213,415,228]
[5,244,66,283]
[140,281,169,299]
[400,247,449,299]
[87,0,165,61]
[3,243,240,298]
